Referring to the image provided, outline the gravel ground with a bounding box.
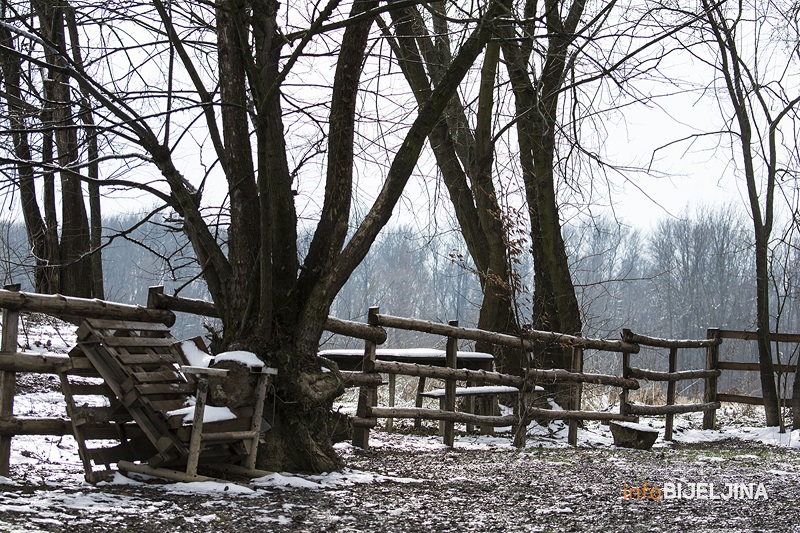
[1,428,798,532]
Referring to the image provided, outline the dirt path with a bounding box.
[1,433,798,532]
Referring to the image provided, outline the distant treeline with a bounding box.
[2,205,798,396]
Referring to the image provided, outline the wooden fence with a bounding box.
[1,284,798,476]
[704,329,800,429]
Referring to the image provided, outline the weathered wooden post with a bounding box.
[665,347,678,440]
[567,344,583,446]
[620,329,633,421]
[352,307,380,449]
[443,320,458,447]
[0,284,20,476]
[703,328,721,430]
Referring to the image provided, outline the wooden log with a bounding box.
[716,361,798,373]
[716,393,794,408]
[443,322,458,446]
[620,351,632,419]
[149,285,387,343]
[324,316,387,345]
[352,307,379,450]
[351,416,378,428]
[0,417,72,436]
[373,313,639,353]
[717,329,800,343]
[0,288,175,325]
[526,368,640,390]
[0,351,75,373]
[568,345,583,446]
[368,406,518,427]
[371,360,525,388]
[628,367,721,382]
[118,460,233,484]
[526,407,638,422]
[622,329,722,348]
[625,401,720,416]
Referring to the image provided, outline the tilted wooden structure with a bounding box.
[64,319,276,483]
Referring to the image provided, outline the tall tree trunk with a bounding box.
[35,0,94,298]
[0,25,53,292]
[387,5,524,373]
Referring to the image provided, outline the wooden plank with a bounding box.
[146,398,191,413]
[83,319,171,332]
[135,382,196,395]
[68,383,114,396]
[132,369,184,383]
[101,337,178,348]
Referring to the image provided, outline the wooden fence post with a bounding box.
[567,345,583,446]
[620,330,632,421]
[443,320,458,447]
[665,347,678,440]
[352,307,380,449]
[0,283,21,476]
[703,328,720,430]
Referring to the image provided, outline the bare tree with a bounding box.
[697,0,800,426]
[1,0,502,471]
[0,0,102,297]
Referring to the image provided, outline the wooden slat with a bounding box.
[132,369,184,383]
[83,319,171,332]
[146,398,191,413]
[135,382,196,395]
[101,337,178,348]
[114,351,180,366]
[67,383,114,396]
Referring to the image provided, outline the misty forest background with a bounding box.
[2,203,798,399]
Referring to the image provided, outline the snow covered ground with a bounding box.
[1,317,799,531]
